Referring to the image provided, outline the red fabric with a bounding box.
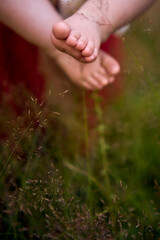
[0,23,45,114]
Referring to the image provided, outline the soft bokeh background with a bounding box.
[0,2,160,239]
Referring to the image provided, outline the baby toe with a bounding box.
[81,40,94,57]
[98,67,106,76]
[102,54,120,75]
[52,22,71,40]
[87,76,102,89]
[51,36,82,59]
[82,82,93,90]
[66,31,81,47]
[84,48,98,62]
[75,36,88,51]
[92,71,109,87]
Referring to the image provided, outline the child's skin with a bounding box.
[0,0,120,90]
[52,0,156,63]
[0,0,156,90]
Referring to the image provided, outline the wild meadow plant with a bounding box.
[0,11,160,240]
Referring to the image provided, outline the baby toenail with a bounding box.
[79,41,84,46]
[85,47,91,53]
[112,65,120,73]
[69,36,76,42]
[89,55,95,60]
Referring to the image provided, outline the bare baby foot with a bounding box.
[52,49,120,90]
[51,1,111,63]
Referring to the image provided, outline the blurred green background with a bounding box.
[0,3,160,240]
